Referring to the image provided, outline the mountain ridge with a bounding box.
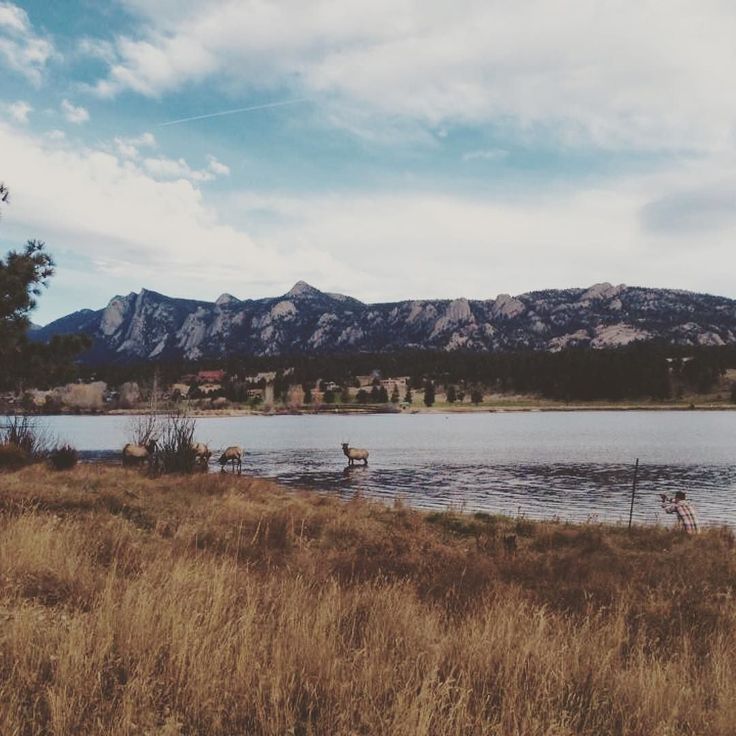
[32,281,736,363]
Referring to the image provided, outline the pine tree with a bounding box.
[390,384,400,403]
[446,384,457,403]
[1,187,88,390]
[424,380,435,407]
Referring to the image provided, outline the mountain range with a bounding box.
[31,281,736,364]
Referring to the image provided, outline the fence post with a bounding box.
[628,458,639,529]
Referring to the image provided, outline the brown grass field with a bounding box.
[1,464,735,735]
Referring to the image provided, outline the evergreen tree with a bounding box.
[424,380,435,407]
[390,384,400,403]
[356,389,369,404]
[378,385,389,402]
[0,188,89,390]
[446,384,457,403]
[341,386,352,403]
[404,386,413,404]
[273,371,288,404]
[303,385,313,404]
[1,239,54,363]
[470,387,483,405]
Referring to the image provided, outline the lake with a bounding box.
[21,411,736,527]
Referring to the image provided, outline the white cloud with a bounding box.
[462,149,508,162]
[113,131,157,159]
[45,129,65,141]
[207,155,230,176]
[142,156,215,182]
[0,121,353,304]
[61,99,90,124]
[3,116,736,320]
[94,0,736,152]
[76,37,116,63]
[0,1,54,84]
[135,147,228,182]
[221,155,736,303]
[7,100,31,123]
[0,2,27,32]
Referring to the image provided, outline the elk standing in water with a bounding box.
[341,442,369,466]
[218,446,243,473]
[192,442,211,469]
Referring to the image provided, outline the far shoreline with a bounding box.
[11,399,736,418]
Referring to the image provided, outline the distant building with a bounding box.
[244,371,277,384]
[197,370,226,383]
[380,377,408,391]
[198,383,222,396]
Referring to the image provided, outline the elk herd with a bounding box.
[121,439,368,473]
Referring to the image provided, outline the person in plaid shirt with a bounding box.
[660,491,699,534]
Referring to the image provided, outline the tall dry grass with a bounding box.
[0,465,735,735]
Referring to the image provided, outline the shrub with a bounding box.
[1,415,49,458]
[0,442,30,470]
[128,413,159,446]
[49,444,79,471]
[156,413,198,474]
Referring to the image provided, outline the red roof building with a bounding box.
[197,370,226,383]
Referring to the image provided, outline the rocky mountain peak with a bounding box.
[285,281,323,299]
[32,283,736,363]
[580,282,625,302]
[215,293,240,307]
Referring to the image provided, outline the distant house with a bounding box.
[198,383,222,396]
[380,377,408,391]
[244,371,277,384]
[197,370,226,383]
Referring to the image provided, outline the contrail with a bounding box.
[158,98,308,127]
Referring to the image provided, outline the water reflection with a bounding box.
[224,451,736,527]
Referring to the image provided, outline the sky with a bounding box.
[2,0,736,324]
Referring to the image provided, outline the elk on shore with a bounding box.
[218,446,243,473]
[341,442,369,466]
[122,439,157,467]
